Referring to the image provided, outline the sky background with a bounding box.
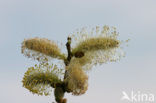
[0,0,156,103]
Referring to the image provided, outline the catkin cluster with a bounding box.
[21,25,128,103]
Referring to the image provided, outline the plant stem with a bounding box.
[64,37,72,80]
[65,37,72,66]
[54,37,72,103]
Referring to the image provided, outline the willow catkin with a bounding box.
[21,37,65,62]
[65,63,88,95]
[22,63,63,96]
[72,37,119,54]
[70,26,126,71]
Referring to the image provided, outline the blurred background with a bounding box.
[0,0,156,103]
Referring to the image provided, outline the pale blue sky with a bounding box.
[0,0,156,103]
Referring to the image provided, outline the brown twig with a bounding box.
[54,37,73,103]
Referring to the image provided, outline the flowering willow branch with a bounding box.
[21,25,128,103]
